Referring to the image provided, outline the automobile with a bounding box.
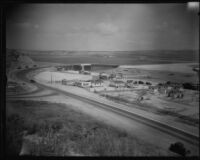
[30,79,36,83]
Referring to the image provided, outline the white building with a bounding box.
[77,81,91,88]
[91,80,103,87]
[109,80,126,87]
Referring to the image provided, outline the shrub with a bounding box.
[146,82,152,85]
[182,83,198,90]
[138,81,144,84]
[6,114,25,155]
[133,81,137,84]
[30,79,35,83]
[166,81,171,85]
[169,142,190,156]
[127,80,133,83]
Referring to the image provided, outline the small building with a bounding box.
[126,79,133,83]
[62,79,75,86]
[179,87,184,92]
[82,71,91,75]
[91,79,103,87]
[154,88,158,93]
[126,83,134,88]
[109,73,116,79]
[100,73,109,80]
[66,70,80,74]
[77,81,91,88]
[109,80,126,88]
[91,72,100,80]
[116,73,123,79]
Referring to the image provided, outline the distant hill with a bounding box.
[8,49,199,57]
[6,49,199,66]
[6,49,36,74]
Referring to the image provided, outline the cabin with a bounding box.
[100,73,109,80]
[109,80,126,88]
[76,81,91,88]
[62,79,75,86]
[91,80,103,87]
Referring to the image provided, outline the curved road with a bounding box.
[7,67,199,155]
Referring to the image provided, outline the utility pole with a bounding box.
[51,71,52,84]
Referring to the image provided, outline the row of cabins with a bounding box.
[62,79,103,88]
[109,80,152,88]
[149,82,184,98]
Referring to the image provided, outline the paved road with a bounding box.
[7,67,199,155]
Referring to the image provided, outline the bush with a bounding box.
[127,80,133,83]
[166,81,171,85]
[30,79,36,83]
[146,82,152,85]
[182,83,198,90]
[169,142,190,156]
[138,81,144,84]
[6,114,25,155]
[133,81,137,84]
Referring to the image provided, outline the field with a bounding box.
[100,89,199,126]
[101,63,199,83]
[35,71,92,82]
[6,100,172,156]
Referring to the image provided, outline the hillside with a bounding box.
[6,49,36,74]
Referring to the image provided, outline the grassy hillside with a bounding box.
[6,100,173,156]
[6,49,36,74]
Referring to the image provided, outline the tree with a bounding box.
[166,81,171,85]
[138,81,144,84]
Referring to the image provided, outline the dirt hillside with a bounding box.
[6,49,36,74]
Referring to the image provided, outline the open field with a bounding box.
[100,89,199,126]
[35,71,92,82]
[119,63,199,74]
[6,100,173,156]
[101,63,199,84]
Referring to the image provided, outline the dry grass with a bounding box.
[6,100,170,156]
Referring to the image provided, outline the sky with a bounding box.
[6,3,199,51]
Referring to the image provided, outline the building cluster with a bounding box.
[149,81,184,98]
[57,64,187,98]
[61,68,154,91]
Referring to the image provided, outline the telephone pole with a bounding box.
[51,71,52,84]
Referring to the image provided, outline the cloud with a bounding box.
[96,22,119,35]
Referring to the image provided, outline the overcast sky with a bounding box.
[6,3,199,51]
